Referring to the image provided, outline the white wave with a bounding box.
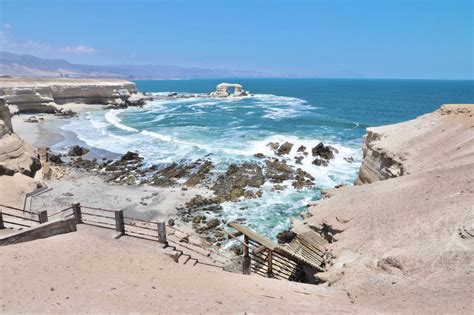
[140,130,204,149]
[104,110,138,132]
[188,101,220,109]
[140,130,174,142]
[151,114,167,122]
[247,135,362,188]
[89,116,108,131]
[250,94,313,120]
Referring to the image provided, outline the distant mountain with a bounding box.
[0,52,268,79]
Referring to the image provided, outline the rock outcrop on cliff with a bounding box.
[0,78,139,113]
[354,130,404,184]
[355,104,473,184]
[0,98,41,206]
[0,98,40,176]
[293,104,474,312]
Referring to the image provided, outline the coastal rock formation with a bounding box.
[0,98,41,207]
[0,78,141,113]
[210,83,248,97]
[0,98,41,176]
[293,104,474,310]
[67,145,90,157]
[212,163,265,202]
[354,130,404,184]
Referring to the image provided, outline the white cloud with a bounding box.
[3,23,12,30]
[61,45,96,54]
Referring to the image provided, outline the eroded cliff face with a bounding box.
[291,105,473,311]
[0,98,41,176]
[0,78,138,113]
[354,130,404,185]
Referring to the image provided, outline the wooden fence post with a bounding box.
[0,211,4,229]
[242,235,251,275]
[157,222,167,245]
[267,249,273,278]
[115,210,125,235]
[73,203,82,224]
[38,210,48,224]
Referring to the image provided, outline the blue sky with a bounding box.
[0,0,472,79]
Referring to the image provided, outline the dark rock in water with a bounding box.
[55,109,77,118]
[277,142,293,155]
[121,151,141,161]
[254,153,265,159]
[192,215,206,224]
[185,195,222,212]
[267,142,280,151]
[195,217,220,234]
[292,168,315,189]
[344,156,355,163]
[297,145,307,153]
[158,162,194,179]
[272,184,285,191]
[168,92,178,97]
[71,157,99,171]
[265,159,295,182]
[167,218,175,226]
[48,153,63,164]
[295,156,304,164]
[312,158,329,167]
[67,145,89,157]
[212,162,265,202]
[277,229,296,244]
[207,218,220,229]
[184,160,213,187]
[312,142,335,160]
[329,146,339,154]
[243,190,263,199]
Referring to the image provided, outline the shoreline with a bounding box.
[11,96,358,245]
[1,78,473,312]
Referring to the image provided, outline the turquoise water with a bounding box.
[61,79,473,238]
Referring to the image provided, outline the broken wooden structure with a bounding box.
[228,222,327,283]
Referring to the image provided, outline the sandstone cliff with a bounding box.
[355,104,473,184]
[0,78,138,113]
[0,98,41,207]
[293,104,474,312]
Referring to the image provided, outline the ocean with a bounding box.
[59,78,473,239]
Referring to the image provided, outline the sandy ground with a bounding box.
[0,173,39,208]
[0,224,356,314]
[31,168,213,230]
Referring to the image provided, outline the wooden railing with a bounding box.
[0,202,230,270]
[0,204,47,228]
[227,222,325,283]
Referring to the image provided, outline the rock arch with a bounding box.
[210,83,248,97]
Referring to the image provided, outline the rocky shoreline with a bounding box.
[1,78,358,254]
[44,137,342,246]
